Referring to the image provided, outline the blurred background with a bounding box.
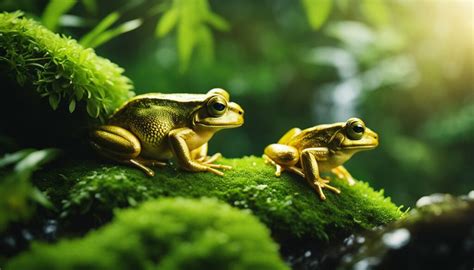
[1,0,472,206]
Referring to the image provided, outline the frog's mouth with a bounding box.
[194,119,243,128]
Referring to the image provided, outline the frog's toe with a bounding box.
[308,178,341,200]
[130,159,155,177]
[206,163,232,170]
[321,182,341,194]
[275,164,283,177]
[206,166,225,176]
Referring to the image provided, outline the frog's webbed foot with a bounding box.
[189,144,232,175]
[306,177,340,200]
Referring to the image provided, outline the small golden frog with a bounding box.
[263,118,378,200]
[90,88,244,176]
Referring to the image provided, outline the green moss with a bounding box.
[36,156,402,241]
[0,11,134,119]
[6,197,288,270]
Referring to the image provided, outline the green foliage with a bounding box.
[361,0,389,27]
[7,197,288,270]
[0,11,134,119]
[0,149,59,231]
[41,0,77,31]
[155,0,229,71]
[301,0,332,30]
[37,157,402,241]
[79,12,142,49]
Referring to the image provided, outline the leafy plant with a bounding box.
[79,12,142,49]
[0,11,134,119]
[0,149,59,231]
[301,0,332,30]
[301,0,390,30]
[41,0,77,31]
[155,0,230,71]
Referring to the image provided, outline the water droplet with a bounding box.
[304,250,311,257]
[416,193,447,207]
[353,257,380,270]
[43,219,58,241]
[356,236,365,244]
[382,228,410,249]
[21,229,33,241]
[468,190,474,199]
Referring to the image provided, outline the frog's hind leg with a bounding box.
[263,144,303,177]
[90,125,158,176]
[331,166,356,186]
[277,128,302,144]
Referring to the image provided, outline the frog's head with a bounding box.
[192,88,244,130]
[330,118,378,152]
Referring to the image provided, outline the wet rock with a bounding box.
[337,192,474,270]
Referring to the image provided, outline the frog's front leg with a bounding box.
[263,144,304,177]
[300,148,341,200]
[168,128,230,176]
[90,125,165,177]
[190,143,223,165]
[331,166,356,186]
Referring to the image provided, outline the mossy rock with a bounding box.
[35,156,402,242]
[6,197,288,270]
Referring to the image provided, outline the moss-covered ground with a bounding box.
[36,156,402,242]
[7,197,289,270]
[1,11,404,269]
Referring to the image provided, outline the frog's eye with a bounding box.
[207,96,228,116]
[346,120,365,140]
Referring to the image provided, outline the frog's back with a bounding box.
[289,123,344,150]
[108,93,207,159]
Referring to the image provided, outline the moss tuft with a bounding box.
[36,156,402,241]
[6,197,288,270]
[0,11,134,119]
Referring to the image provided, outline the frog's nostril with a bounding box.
[238,110,243,115]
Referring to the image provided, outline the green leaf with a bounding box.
[155,0,230,72]
[48,94,60,110]
[14,149,60,176]
[86,18,143,49]
[69,99,76,113]
[42,0,77,31]
[155,8,178,37]
[86,100,100,118]
[178,17,196,71]
[0,149,35,168]
[361,0,389,26]
[79,12,120,47]
[199,26,214,63]
[301,0,332,30]
[206,13,230,31]
[30,188,54,209]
